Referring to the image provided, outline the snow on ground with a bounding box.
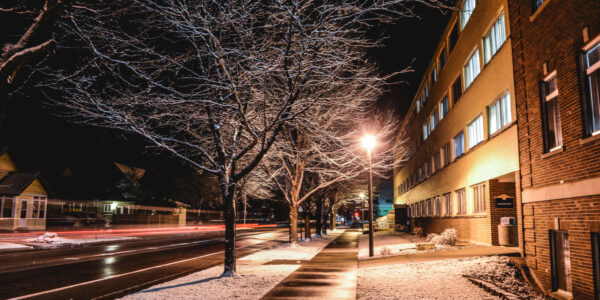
[0,242,32,250]
[358,256,536,299]
[240,230,342,262]
[358,230,458,259]
[24,232,136,246]
[463,256,540,299]
[122,264,299,300]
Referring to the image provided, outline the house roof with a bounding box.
[0,172,40,196]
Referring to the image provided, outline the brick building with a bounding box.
[393,0,519,245]
[508,0,600,298]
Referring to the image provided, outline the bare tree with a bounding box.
[39,0,438,276]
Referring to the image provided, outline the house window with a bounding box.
[468,115,484,149]
[454,131,465,158]
[581,39,600,136]
[423,122,430,140]
[483,14,506,65]
[443,193,451,216]
[439,48,447,70]
[32,196,46,218]
[433,196,441,216]
[449,22,459,53]
[464,50,481,89]
[456,189,466,214]
[439,96,449,120]
[489,92,512,135]
[433,152,440,173]
[103,204,112,213]
[1,197,14,218]
[452,75,463,104]
[426,199,432,216]
[550,230,572,294]
[473,183,486,213]
[431,109,439,131]
[541,72,563,151]
[431,67,437,84]
[442,143,451,166]
[460,0,476,30]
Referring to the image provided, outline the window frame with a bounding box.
[488,92,512,135]
[482,13,507,65]
[467,114,484,149]
[452,75,463,104]
[443,193,451,216]
[464,49,481,90]
[439,96,449,120]
[442,143,451,166]
[472,183,486,213]
[460,0,476,31]
[540,71,563,152]
[453,131,465,159]
[550,230,573,294]
[456,189,466,215]
[580,36,600,137]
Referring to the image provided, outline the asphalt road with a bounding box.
[0,228,289,300]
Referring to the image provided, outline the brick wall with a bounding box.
[413,215,491,245]
[509,0,600,298]
[488,179,517,245]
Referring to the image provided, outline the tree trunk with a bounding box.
[315,198,322,237]
[289,203,299,244]
[330,212,336,231]
[304,213,311,241]
[221,182,237,277]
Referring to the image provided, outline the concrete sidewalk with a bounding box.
[359,245,520,268]
[261,230,360,300]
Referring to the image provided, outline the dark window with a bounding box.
[454,131,464,158]
[550,230,572,294]
[592,232,600,299]
[433,152,440,173]
[532,0,546,12]
[442,143,451,166]
[449,22,459,53]
[580,41,600,136]
[452,76,463,104]
[439,48,447,70]
[540,73,563,152]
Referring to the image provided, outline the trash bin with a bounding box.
[498,217,517,246]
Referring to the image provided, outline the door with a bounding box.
[18,199,29,228]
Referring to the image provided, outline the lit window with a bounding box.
[443,193,451,216]
[581,39,600,135]
[434,196,441,216]
[1,196,14,218]
[473,183,486,213]
[460,0,476,30]
[550,230,572,294]
[431,67,437,84]
[464,50,481,89]
[468,115,484,149]
[541,72,563,151]
[483,14,506,64]
[103,204,112,213]
[439,96,449,120]
[454,131,464,158]
[488,92,512,135]
[456,189,466,214]
[423,122,430,140]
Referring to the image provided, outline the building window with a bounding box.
[489,92,512,135]
[431,109,439,131]
[442,143,451,166]
[456,189,466,214]
[532,0,546,12]
[426,199,432,216]
[541,72,563,152]
[473,183,486,213]
[103,204,112,213]
[449,22,459,53]
[443,193,451,216]
[433,196,441,216]
[592,232,600,298]
[460,0,476,30]
[431,67,437,84]
[550,230,572,294]
[439,96,449,120]
[452,75,463,104]
[433,152,440,173]
[464,50,481,89]
[483,14,506,65]
[581,39,600,136]
[1,196,14,218]
[454,131,465,158]
[439,48,447,70]
[425,160,430,178]
[468,115,484,149]
[423,122,430,140]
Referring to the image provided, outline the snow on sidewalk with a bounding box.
[0,242,32,250]
[358,256,539,300]
[358,230,457,260]
[240,230,343,262]
[24,232,137,246]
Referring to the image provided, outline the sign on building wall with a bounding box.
[494,194,514,208]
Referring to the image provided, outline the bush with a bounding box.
[379,246,392,256]
[431,228,458,245]
[412,226,424,237]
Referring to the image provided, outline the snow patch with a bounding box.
[25,232,136,246]
[358,231,458,259]
[121,264,299,300]
[240,231,340,261]
[0,242,32,250]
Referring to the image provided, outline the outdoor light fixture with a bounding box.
[361,134,376,257]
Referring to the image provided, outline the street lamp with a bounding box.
[359,193,365,233]
[361,134,376,257]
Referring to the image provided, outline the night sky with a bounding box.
[0,4,451,199]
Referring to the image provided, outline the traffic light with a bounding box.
[354,212,360,219]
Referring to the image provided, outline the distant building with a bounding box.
[394,0,518,245]
[508,0,600,298]
[0,146,48,230]
[375,181,394,217]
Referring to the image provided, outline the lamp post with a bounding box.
[361,134,376,257]
[359,193,365,233]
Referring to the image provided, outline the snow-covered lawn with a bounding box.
[358,256,538,299]
[121,264,299,300]
[24,232,137,246]
[358,230,458,259]
[240,230,342,262]
[0,242,32,250]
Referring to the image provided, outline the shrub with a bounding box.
[379,246,392,256]
[412,226,424,237]
[431,228,458,245]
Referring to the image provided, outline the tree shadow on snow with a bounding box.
[136,276,222,293]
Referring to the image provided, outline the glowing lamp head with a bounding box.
[361,135,376,151]
[359,193,365,199]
